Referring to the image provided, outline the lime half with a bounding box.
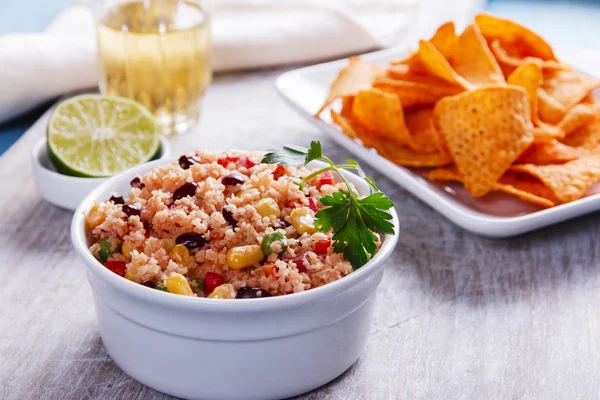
[47,94,160,177]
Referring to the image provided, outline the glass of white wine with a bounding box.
[94,0,211,136]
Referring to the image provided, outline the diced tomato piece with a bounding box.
[290,254,308,273]
[241,157,256,168]
[204,272,224,295]
[307,197,318,212]
[104,260,127,277]
[217,156,240,168]
[317,171,335,188]
[315,239,331,255]
[273,164,286,180]
[261,264,280,279]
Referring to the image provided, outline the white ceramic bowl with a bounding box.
[32,137,170,210]
[71,157,399,400]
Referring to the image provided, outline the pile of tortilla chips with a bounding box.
[317,14,600,208]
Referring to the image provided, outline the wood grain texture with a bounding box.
[2,69,600,400]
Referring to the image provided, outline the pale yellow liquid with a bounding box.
[97,0,211,136]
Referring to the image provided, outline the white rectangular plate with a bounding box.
[276,46,600,238]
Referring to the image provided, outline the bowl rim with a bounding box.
[71,155,400,312]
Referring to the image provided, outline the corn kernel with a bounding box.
[166,273,193,296]
[124,268,136,281]
[86,202,106,228]
[290,207,316,235]
[255,198,281,218]
[226,245,264,269]
[122,242,133,258]
[171,244,190,265]
[208,283,235,299]
[161,238,176,253]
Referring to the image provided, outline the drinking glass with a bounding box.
[94,0,212,136]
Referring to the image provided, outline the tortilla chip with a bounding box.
[427,165,461,181]
[404,107,439,153]
[374,78,462,108]
[532,126,563,143]
[542,69,600,113]
[538,88,567,124]
[340,96,354,119]
[449,24,505,87]
[582,94,597,104]
[386,65,464,88]
[511,155,600,203]
[489,39,567,76]
[427,166,556,207]
[516,140,580,165]
[316,57,384,116]
[391,22,458,68]
[562,118,600,152]
[532,102,599,140]
[493,181,556,207]
[507,60,543,125]
[330,110,452,167]
[434,85,534,196]
[352,89,411,144]
[559,103,600,136]
[418,40,471,89]
[475,13,556,61]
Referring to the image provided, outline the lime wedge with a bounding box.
[47,94,160,177]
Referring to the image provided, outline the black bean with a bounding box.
[222,206,238,228]
[109,195,124,205]
[122,204,141,217]
[130,177,145,189]
[236,287,273,299]
[178,155,196,170]
[176,232,208,249]
[221,173,247,186]
[273,220,291,229]
[173,182,197,201]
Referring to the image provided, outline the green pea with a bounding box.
[97,239,113,263]
[261,232,288,256]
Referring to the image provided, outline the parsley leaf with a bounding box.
[316,192,394,269]
[262,145,308,166]
[262,140,396,269]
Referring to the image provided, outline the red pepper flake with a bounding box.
[104,260,127,277]
[307,197,318,212]
[317,171,335,188]
[315,239,331,255]
[204,272,224,295]
[273,164,286,180]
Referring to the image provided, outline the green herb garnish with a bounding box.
[195,279,204,292]
[262,141,395,269]
[97,239,113,263]
[155,285,168,292]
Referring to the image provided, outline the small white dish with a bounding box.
[32,137,170,210]
[71,157,399,400]
[276,46,600,238]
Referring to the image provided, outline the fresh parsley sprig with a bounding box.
[262,141,395,269]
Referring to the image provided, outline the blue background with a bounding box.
[1,0,599,154]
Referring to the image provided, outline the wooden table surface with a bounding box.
[2,69,600,400]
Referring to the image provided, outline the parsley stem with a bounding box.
[303,158,356,196]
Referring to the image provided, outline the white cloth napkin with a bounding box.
[0,0,482,124]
